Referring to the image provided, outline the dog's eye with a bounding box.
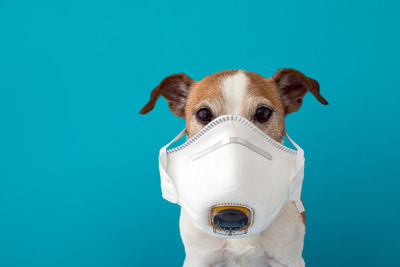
[254,106,273,122]
[196,108,213,124]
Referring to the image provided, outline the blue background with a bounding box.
[1,0,399,266]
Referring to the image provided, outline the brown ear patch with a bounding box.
[273,68,328,114]
[139,73,195,118]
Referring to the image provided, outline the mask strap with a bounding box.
[158,129,186,204]
[285,133,304,169]
[285,133,306,213]
[159,129,187,166]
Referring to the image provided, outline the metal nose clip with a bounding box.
[210,205,253,236]
[191,137,272,161]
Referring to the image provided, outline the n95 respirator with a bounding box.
[158,115,305,238]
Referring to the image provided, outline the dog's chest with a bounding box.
[213,239,285,267]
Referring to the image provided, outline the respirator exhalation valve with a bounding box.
[210,205,253,236]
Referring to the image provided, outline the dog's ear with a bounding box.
[139,73,195,118]
[272,68,328,114]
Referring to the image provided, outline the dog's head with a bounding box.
[140,69,327,141]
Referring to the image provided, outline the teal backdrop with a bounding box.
[1,0,399,266]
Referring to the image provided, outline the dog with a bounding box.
[140,69,327,267]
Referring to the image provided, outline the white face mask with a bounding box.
[158,115,305,238]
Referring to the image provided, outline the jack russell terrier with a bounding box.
[140,69,328,267]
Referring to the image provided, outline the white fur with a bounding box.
[221,71,249,115]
